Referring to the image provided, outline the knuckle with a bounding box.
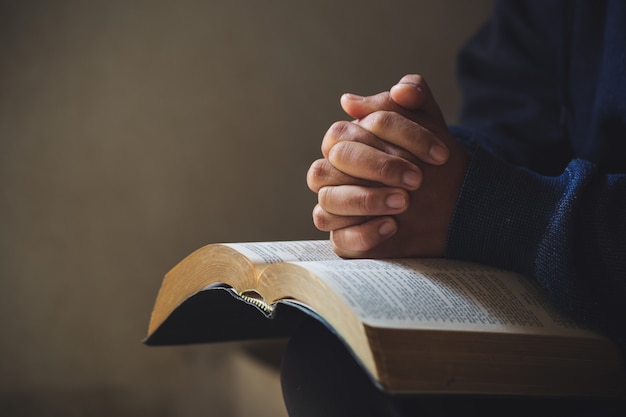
[328,120,351,137]
[378,141,415,161]
[317,186,344,214]
[319,186,378,216]
[367,110,394,129]
[312,205,331,231]
[376,157,401,182]
[317,187,330,208]
[357,190,378,214]
[333,227,377,254]
[354,234,377,252]
[322,121,353,156]
[327,141,355,165]
[307,159,330,192]
[327,120,352,141]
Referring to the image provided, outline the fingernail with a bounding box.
[378,220,396,237]
[343,93,364,101]
[386,193,406,209]
[429,144,448,164]
[403,170,421,188]
[396,81,422,92]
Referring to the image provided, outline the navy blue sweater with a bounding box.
[446,0,626,352]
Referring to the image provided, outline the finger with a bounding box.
[389,75,426,109]
[341,75,447,132]
[340,80,438,121]
[330,217,398,255]
[338,82,449,165]
[389,74,445,123]
[318,185,409,216]
[321,120,416,163]
[307,158,374,193]
[340,91,408,121]
[357,111,448,165]
[311,204,369,232]
[328,141,422,189]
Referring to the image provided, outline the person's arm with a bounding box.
[445,0,626,349]
[445,133,626,345]
[311,0,626,349]
[453,0,571,174]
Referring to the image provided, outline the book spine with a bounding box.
[238,292,273,314]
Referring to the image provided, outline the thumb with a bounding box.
[389,82,423,109]
[340,91,402,120]
[390,74,445,124]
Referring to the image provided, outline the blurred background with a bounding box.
[0,0,492,415]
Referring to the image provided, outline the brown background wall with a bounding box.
[0,1,492,415]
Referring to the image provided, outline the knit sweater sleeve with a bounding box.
[446,128,626,349]
[445,0,626,350]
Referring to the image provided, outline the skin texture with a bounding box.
[307,75,470,258]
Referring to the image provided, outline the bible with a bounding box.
[145,240,625,397]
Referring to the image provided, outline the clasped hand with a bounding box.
[307,75,470,258]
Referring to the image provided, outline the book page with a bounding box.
[225,240,340,266]
[299,258,594,336]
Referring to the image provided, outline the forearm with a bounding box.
[446,128,626,350]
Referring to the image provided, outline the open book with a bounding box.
[145,240,625,397]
